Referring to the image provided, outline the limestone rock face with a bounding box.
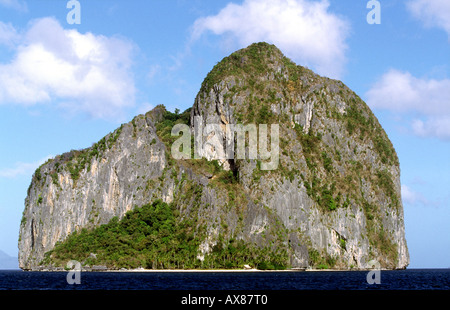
[19,42,409,270]
[19,114,172,270]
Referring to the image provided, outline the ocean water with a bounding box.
[0,269,449,290]
[1,269,448,307]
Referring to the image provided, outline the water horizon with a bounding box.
[1,268,449,290]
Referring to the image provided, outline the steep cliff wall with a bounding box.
[19,42,409,270]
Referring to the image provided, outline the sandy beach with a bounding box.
[108,268,306,272]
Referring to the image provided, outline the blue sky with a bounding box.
[0,0,449,268]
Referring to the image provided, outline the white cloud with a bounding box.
[366,69,450,140]
[411,118,450,139]
[0,0,27,12]
[0,155,53,179]
[407,0,450,37]
[191,0,350,79]
[401,184,429,206]
[0,17,136,120]
[401,185,417,204]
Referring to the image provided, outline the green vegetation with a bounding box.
[200,42,280,93]
[364,202,398,266]
[155,106,191,149]
[294,128,343,212]
[296,126,321,162]
[376,169,399,209]
[43,199,288,270]
[203,236,288,270]
[321,151,333,172]
[343,96,397,166]
[308,248,337,269]
[154,106,241,185]
[319,185,337,211]
[339,238,346,251]
[373,133,396,165]
[34,167,42,182]
[43,200,201,269]
[256,103,273,124]
[50,171,59,186]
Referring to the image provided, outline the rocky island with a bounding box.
[18,42,409,271]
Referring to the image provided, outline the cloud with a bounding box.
[411,117,450,139]
[0,17,136,120]
[401,184,430,206]
[137,102,154,115]
[366,69,450,140]
[0,155,53,179]
[401,185,417,205]
[147,64,161,81]
[407,0,450,37]
[0,0,27,12]
[0,21,19,47]
[191,0,350,79]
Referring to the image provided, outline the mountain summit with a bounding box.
[19,42,409,270]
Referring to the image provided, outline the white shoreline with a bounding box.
[25,266,402,272]
[108,268,295,272]
[106,268,382,272]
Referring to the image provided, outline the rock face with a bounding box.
[19,42,409,270]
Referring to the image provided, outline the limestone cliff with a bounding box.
[19,42,409,270]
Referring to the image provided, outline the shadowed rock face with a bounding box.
[19,42,409,270]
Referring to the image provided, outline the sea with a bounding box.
[1,269,448,306]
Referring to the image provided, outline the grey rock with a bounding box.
[18,42,409,270]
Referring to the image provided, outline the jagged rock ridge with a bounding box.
[19,42,409,270]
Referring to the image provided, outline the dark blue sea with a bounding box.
[1,269,449,290]
[1,269,448,306]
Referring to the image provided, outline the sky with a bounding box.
[0,0,449,268]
